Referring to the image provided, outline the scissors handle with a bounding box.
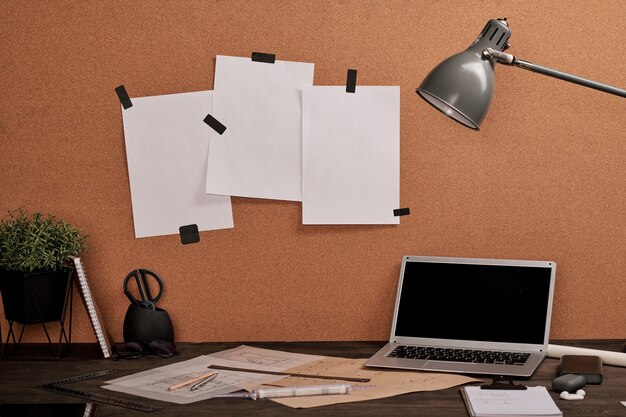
[123,269,164,310]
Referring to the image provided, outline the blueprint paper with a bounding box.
[205,55,315,201]
[103,355,284,404]
[301,86,400,224]
[121,90,233,238]
[207,345,325,372]
[103,345,324,404]
[273,357,481,408]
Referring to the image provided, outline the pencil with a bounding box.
[167,371,218,391]
[190,372,218,391]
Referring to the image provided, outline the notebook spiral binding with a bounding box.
[71,257,113,359]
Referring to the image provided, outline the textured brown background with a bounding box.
[1,1,625,344]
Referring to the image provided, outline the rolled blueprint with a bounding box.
[548,344,626,367]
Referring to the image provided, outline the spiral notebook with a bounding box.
[71,257,113,358]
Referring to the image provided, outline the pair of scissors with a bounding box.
[123,269,164,310]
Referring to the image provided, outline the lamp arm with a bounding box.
[484,48,626,98]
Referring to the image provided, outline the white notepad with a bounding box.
[461,386,562,417]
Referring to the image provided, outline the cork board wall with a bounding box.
[1,1,625,343]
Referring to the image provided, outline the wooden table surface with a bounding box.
[1,340,625,416]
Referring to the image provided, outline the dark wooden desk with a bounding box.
[1,340,624,416]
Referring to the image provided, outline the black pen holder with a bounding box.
[123,304,174,344]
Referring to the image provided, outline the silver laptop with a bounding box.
[365,256,557,377]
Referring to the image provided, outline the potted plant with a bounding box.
[0,209,87,324]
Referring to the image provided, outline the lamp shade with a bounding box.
[416,19,511,130]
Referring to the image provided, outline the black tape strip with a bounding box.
[179,224,200,245]
[115,85,133,109]
[251,52,276,63]
[393,208,410,217]
[203,114,227,135]
[346,69,357,93]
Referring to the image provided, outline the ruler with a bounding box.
[35,369,161,413]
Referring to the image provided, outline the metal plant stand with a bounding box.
[2,271,74,360]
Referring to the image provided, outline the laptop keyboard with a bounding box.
[387,345,531,365]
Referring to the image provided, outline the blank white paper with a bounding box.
[205,55,315,201]
[121,91,233,238]
[302,86,400,224]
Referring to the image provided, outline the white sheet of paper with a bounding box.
[105,356,211,385]
[121,90,233,238]
[301,86,400,224]
[103,356,284,404]
[205,55,315,201]
[207,345,325,372]
[103,346,323,404]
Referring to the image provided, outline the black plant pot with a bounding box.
[0,269,71,324]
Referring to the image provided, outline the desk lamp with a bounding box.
[416,18,626,130]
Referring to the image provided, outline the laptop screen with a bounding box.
[393,258,555,345]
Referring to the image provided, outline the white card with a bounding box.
[121,90,233,238]
[205,55,315,201]
[302,86,400,224]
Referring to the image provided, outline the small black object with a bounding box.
[559,354,603,384]
[115,85,133,109]
[123,269,163,310]
[393,208,410,216]
[346,69,357,93]
[480,375,527,390]
[113,340,176,360]
[251,52,276,63]
[179,224,200,244]
[552,373,587,393]
[203,114,227,135]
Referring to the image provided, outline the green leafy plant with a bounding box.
[0,209,87,272]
